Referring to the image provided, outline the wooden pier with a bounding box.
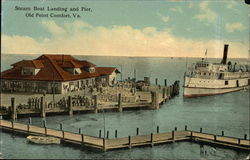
[0,80,180,120]
[0,120,249,152]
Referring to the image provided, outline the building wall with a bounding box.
[1,73,117,94]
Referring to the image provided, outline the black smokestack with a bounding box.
[221,44,229,65]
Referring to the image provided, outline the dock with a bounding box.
[0,120,249,152]
[0,80,180,120]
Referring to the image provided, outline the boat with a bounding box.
[183,44,250,98]
[27,135,60,144]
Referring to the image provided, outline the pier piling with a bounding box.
[60,123,63,130]
[115,130,117,138]
[68,96,73,116]
[40,96,46,118]
[157,126,159,133]
[200,128,202,133]
[79,128,81,134]
[107,131,109,139]
[128,136,131,149]
[185,125,187,131]
[11,97,17,121]
[172,130,175,142]
[222,131,224,136]
[244,134,247,140]
[81,134,84,144]
[99,130,102,138]
[151,133,154,147]
[136,128,139,135]
[118,93,122,112]
[175,127,177,131]
[155,78,158,85]
[164,79,167,86]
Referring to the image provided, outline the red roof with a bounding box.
[1,54,118,81]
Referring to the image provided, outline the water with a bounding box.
[0,54,249,159]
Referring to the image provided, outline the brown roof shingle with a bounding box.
[1,54,118,81]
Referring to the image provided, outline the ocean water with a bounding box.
[0,54,249,159]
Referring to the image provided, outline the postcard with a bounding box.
[1,0,249,159]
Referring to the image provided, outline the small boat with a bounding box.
[27,135,60,144]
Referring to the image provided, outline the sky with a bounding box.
[1,0,249,58]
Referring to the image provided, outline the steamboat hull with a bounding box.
[184,85,248,98]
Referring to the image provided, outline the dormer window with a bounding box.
[74,68,82,74]
[21,67,40,76]
[89,67,95,73]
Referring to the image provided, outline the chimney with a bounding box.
[221,44,229,65]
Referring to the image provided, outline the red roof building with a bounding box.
[1,55,120,94]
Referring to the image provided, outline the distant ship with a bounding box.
[183,44,250,98]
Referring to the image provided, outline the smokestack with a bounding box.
[221,44,229,65]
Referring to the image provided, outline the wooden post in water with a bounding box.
[222,131,224,136]
[94,95,98,113]
[81,134,84,144]
[79,128,81,134]
[118,93,123,112]
[11,97,17,121]
[40,96,46,118]
[60,123,63,130]
[175,127,177,131]
[214,135,217,141]
[151,133,154,147]
[128,136,131,149]
[99,130,102,138]
[103,138,106,152]
[190,131,193,139]
[106,131,109,139]
[164,79,167,87]
[68,96,73,116]
[115,130,117,138]
[162,88,166,101]
[244,134,247,140]
[136,128,139,135]
[157,126,159,133]
[155,78,158,85]
[151,92,159,109]
[200,128,202,133]
[172,130,175,143]
[185,125,187,131]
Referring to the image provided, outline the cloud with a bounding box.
[170,6,183,13]
[194,1,217,23]
[2,20,248,58]
[156,13,169,23]
[225,22,246,32]
[41,20,66,36]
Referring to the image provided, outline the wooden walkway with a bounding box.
[0,120,249,152]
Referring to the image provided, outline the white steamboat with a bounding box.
[184,44,250,98]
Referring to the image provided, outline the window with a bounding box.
[225,81,228,85]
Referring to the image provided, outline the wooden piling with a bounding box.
[172,130,175,142]
[94,95,98,113]
[214,135,217,141]
[136,128,139,135]
[81,134,84,144]
[62,130,65,139]
[164,79,167,86]
[128,136,131,149]
[200,128,202,133]
[103,138,106,151]
[185,125,187,131]
[157,126,159,133]
[99,130,102,138]
[40,96,46,118]
[222,131,224,136]
[151,92,159,109]
[79,128,81,134]
[11,97,17,121]
[115,130,117,138]
[244,134,247,140]
[68,96,73,116]
[175,127,177,131]
[107,131,109,139]
[118,93,122,112]
[151,133,154,147]
[60,123,63,130]
[155,78,158,85]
